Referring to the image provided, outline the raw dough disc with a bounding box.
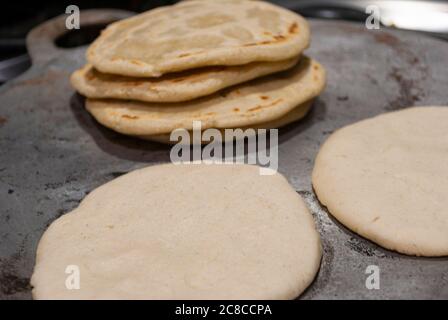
[32,163,322,299]
[312,107,448,256]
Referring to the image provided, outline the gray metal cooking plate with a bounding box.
[0,10,447,299]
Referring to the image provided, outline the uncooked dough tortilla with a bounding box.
[312,107,448,256]
[31,163,322,299]
[87,0,310,77]
[71,58,298,103]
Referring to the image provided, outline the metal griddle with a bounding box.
[0,10,447,300]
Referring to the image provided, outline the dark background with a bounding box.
[0,0,447,83]
[1,0,447,40]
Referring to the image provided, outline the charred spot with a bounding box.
[248,97,283,111]
[121,115,139,120]
[270,98,283,106]
[248,106,262,112]
[289,22,299,34]
[178,53,192,58]
[85,72,96,80]
[178,51,204,58]
[130,60,143,66]
[233,108,240,112]
[243,40,274,46]
[260,95,269,100]
[123,81,144,86]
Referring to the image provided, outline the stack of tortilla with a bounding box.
[71,0,326,143]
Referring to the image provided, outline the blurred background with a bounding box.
[0,0,447,84]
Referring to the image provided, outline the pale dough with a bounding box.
[32,163,322,299]
[312,107,448,256]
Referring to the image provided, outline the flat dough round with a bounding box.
[144,100,313,144]
[31,164,322,299]
[87,0,310,77]
[86,57,326,136]
[312,107,448,256]
[71,58,298,103]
